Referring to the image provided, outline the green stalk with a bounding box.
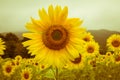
[55,67,59,80]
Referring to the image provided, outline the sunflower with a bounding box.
[98,55,106,63]
[82,41,99,57]
[88,58,96,68]
[65,53,85,69]
[12,59,21,67]
[0,38,5,55]
[31,59,49,70]
[107,34,120,52]
[11,56,23,67]
[104,52,114,66]
[39,64,49,70]
[105,52,113,57]
[21,67,32,80]
[23,58,34,66]
[2,61,15,77]
[22,5,86,68]
[15,55,22,61]
[81,32,94,42]
[112,51,120,64]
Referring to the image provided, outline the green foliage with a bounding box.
[1,57,120,80]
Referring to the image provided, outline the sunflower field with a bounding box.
[0,5,120,80]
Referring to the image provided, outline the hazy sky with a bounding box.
[0,0,120,32]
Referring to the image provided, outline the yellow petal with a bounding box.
[48,5,54,23]
[39,8,50,25]
[27,42,43,50]
[58,6,68,23]
[31,48,42,56]
[65,18,83,28]
[22,40,34,45]
[44,50,55,66]
[26,23,42,33]
[66,44,79,58]
[54,5,62,23]
[23,33,41,39]
[22,40,42,48]
[35,47,49,62]
[31,17,47,30]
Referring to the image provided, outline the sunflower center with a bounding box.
[112,40,120,47]
[6,66,12,73]
[87,46,94,53]
[41,65,45,69]
[35,62,39,66]
[115,55,120,62]
[90,60,96,67]
[83,37,90,42]
[42,25,69,50]
[24,72,29,79]
[71,54,81,64]
[51,30,63,40]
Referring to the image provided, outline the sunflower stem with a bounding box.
[55,67,59,80]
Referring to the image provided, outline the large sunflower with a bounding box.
[107,34,120,52]
[22,5,85,68]
[0,38,5,55]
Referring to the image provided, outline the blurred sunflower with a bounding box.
[104,52,114,66]
[98,55,106,63]
[105,52,113,58]
[107,34,120,52]
[2,61,15,77]
[12,59,21,67]
[11,56,23,67]
[24,58,34,65]
[15,55,22,61]
[21,67,32,80]
[22,5,85,68]
[82,41,99,57]
[39,64,49,70]
[113,52,120,64]
[88,58,96,68]
[32,60,49,71]
[0,38,5,55]
[81,32,94,42]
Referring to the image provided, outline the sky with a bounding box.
[0,0,120,32]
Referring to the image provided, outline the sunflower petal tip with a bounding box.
[49,4,53,7]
